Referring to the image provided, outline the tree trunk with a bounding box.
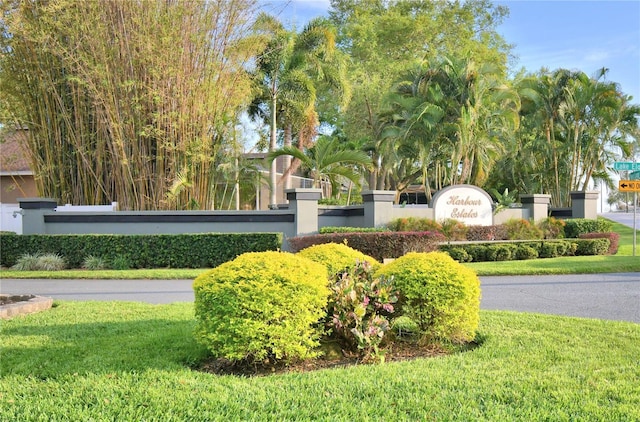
[269,93,278,208]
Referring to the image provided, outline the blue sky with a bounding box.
[262,0,640,103]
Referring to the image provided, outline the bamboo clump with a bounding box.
[1,0,260,209]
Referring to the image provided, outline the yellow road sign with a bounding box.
[619,180,640,192]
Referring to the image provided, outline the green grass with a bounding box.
[0,268,207,280]
[1,301,638,421]
[464,255,640,275]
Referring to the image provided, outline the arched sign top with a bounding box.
[431,184,493,226]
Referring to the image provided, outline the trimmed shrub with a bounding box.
[319,226,387,234]
[440,219,468,241]
[463,244,489,262]
[537,217,566,239]
[288,231,445,261]
[515,244,539,260]
[387,217,442,233]
[444,247,473,263]
[375,252,481,344]
[466,225,509,241]
[564,218,612,238]
[193,251,329,364]
[485,244,516,261]
[328,262,397,361]
[579,232,620,255]
[503,219,543,240]
[540,241,568,258]
[297,243,381,277]
[574,238,610,256]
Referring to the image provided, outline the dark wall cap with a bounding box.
[285,188,322,201]
[519,194,551,204]
[361,190,396,203]
[18,198,58,209]
[570,191,599,200]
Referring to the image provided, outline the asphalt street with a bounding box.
[2,272,639,323]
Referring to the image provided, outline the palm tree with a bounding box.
[380,55,518,197]
[517,68,581,206]
[267,136,371,198]
[252,14,349,208]
[516,68,639,206]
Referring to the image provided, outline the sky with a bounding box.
[262,0,640,103]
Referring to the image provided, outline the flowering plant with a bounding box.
[328,261,397,362]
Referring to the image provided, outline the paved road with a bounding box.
[2,273,639,323]
[600,212,638,230]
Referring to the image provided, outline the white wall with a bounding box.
[0,204,22,234]
[1,202,117,234]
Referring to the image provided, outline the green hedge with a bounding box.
[439,238,609,262]
[563,218,612,238]
[319,226,388,234]
[288,231,446,261]
[0,232,282,269]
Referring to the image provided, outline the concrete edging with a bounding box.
[0,295,53,319]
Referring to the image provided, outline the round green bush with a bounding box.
[375,252,481,344]
[297,242,381,277]
[193,251,330,363]
[485,244,515,261]
[444,247,472,263]
[515,244,539,260]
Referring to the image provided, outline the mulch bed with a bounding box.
[195,340,462,377]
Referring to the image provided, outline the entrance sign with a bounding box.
[613,162,640,171]
[619,180,640,192]
[431,184,493,226]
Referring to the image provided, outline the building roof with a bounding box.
[0,128,32,174]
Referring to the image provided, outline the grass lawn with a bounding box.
[1,301,639,421]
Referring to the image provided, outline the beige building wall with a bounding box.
[0,174,37,203]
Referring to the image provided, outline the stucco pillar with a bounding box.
[519,194,551,223]
[362,190,395,228]
[570,191,599,219]
[286,188,321,236]
[18,198,58,234]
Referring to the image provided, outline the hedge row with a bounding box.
[287,231,446,261]
[579,232,620,255]
[439,238,611,262]
[387,217,612,241]
[0,232,282,269]
[563,218,613,238]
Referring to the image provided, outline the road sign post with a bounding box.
[618,180,640,192]
[615,162,638,257]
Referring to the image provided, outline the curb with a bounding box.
[0,295,53,319]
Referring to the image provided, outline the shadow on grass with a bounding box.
[1,304,208,379]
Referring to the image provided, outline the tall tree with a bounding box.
[328,0,511,191]
[380,55,519,198]
[252,14,349,208]
[0,0,259,209]
[492,68,640,207]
